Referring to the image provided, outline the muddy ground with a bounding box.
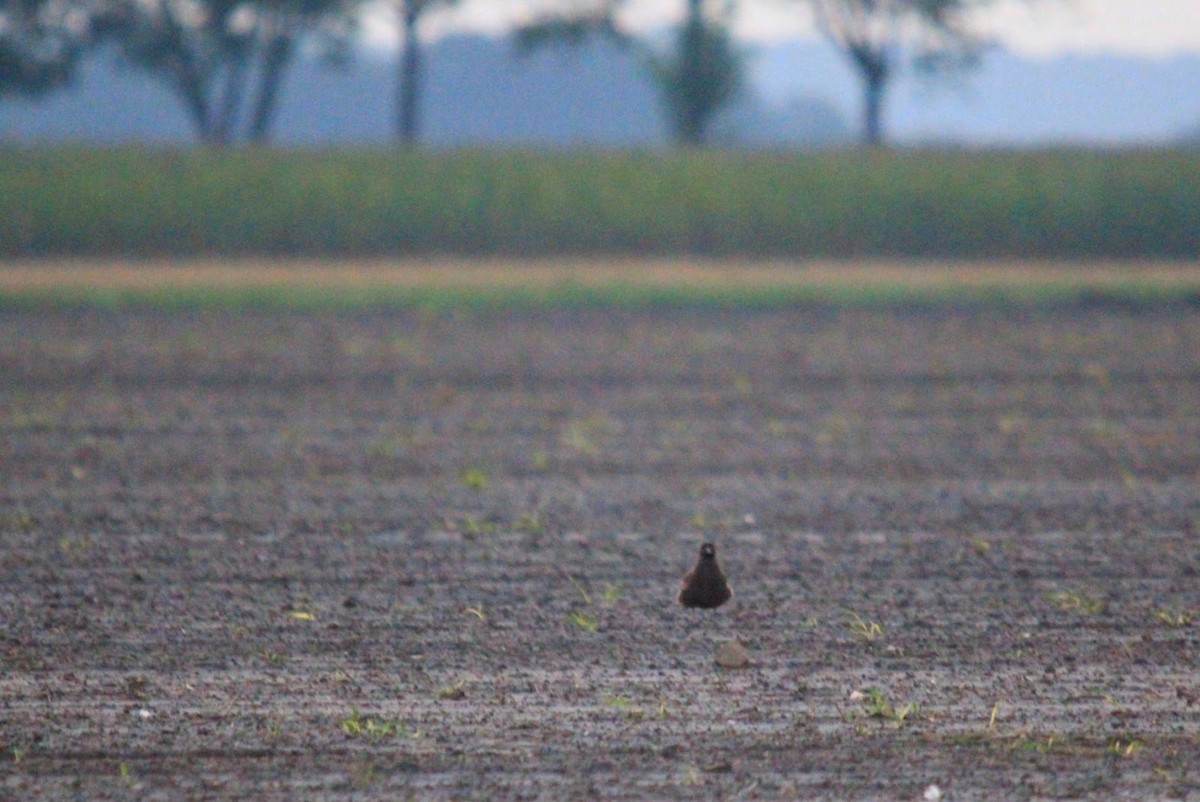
[2,302,1200,800]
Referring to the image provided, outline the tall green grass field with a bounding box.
[3,147,1198,258]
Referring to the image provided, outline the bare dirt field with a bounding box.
[3,292,1200,799]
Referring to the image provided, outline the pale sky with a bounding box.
[363,0,1200,58]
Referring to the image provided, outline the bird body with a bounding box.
[678,542,732,609]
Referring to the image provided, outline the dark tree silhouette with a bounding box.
[394,0,457,144]
[516,0,744,146]
[807,0,989,146]
[101,0,356,144]
[656,0,742,144]
[0,0,91,96]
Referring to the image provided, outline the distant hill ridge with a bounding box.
[1,34,1198,146]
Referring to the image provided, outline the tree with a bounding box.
[0,0,91,96]
[100,0,356,144]
[394,0,457,144]
[806,0,989,146]
[516,0,744,146]
[655,0,742,144]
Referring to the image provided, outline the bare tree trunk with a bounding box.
[158,12,216,144]
[851,47,889,147]
[213,44,255,144]
[863,69,885,146]
[168,59,216,144]
[396,2,421,144]
[677,0,705,145]
[248,13,294,144]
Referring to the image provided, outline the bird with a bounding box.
[678,542,732,609]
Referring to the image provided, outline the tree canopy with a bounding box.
[517,0,745,146]
[0,0,91,96]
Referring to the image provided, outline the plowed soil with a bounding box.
[3,300,1200,800]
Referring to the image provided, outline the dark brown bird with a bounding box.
[678,542,732,609]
